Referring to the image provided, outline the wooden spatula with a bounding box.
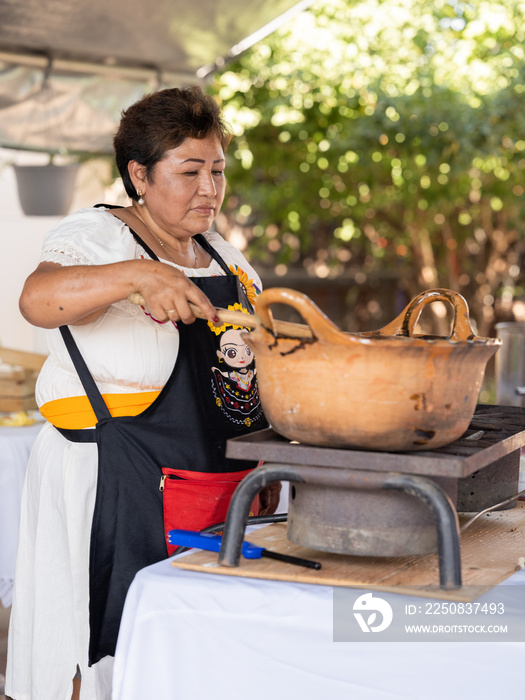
[127,292,313,339]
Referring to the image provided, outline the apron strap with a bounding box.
[97,204,160,260]
[59,325,112,422]
[54,425,97,442]
[193,233,232,275]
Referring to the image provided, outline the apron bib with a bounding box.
[57,229,267,664]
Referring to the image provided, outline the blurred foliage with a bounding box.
[209,0,525,336]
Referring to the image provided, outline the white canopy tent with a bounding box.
[0,0,313,352]
[0,0,312,153]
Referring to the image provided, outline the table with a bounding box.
[113,552,525,700]
[0,421,43,607]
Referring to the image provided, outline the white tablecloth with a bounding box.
[113,554,525,700]
[0,422,43,607]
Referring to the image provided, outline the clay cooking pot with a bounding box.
[245,287,501,452]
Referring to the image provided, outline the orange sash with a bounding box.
[39,391,161,429]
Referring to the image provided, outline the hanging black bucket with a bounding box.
[13,163,80,216]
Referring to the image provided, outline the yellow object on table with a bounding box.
[0,411,37,427]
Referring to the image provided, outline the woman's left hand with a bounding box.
[258,482,282,516]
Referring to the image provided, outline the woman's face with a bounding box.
[140,135,226,240]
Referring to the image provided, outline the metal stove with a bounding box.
[219,405,525,589]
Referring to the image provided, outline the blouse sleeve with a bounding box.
[40,207,138,267]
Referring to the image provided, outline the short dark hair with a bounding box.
[113,86,232,200]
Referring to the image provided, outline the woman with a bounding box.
[6,86,277,700]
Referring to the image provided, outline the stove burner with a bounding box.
[220,405,525,589]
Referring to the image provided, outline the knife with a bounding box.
[168,529,322,570]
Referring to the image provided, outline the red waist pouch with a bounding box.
[160,467,259,555]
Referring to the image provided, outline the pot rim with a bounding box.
[252,287,501,350]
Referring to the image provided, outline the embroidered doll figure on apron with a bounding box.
[210,308,260,427]
[56,230,267,665]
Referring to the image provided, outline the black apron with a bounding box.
[56,229,267,665]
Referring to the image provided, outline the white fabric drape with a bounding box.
[113,559,525,700]
[0,422,43,608]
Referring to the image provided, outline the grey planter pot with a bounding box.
[13,163,80,216]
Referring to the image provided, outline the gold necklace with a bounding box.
[133,209,199,268]
[153,231,199,268]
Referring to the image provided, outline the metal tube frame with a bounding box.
[218,462,462,589]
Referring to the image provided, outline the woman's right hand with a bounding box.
[130,259,219,325]
[19,259,218,329]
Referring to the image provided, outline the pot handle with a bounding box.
[375,288,476,341]
[254,287,347,343]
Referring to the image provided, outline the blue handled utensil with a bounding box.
[168,529,322,570]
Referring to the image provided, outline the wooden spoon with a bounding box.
[127,292,313,339]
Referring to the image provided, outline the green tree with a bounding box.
[210,0,525,335]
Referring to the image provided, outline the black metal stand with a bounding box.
[218,462,462,589]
